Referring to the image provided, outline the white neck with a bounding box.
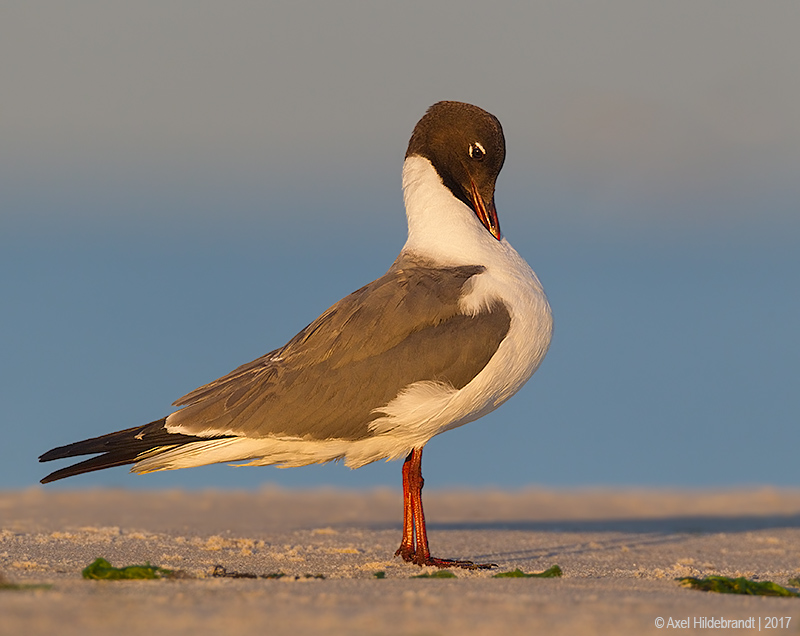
[401,155,505,267]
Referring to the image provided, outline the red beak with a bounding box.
[469,180,501,241]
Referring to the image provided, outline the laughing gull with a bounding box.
[40,101,553,569]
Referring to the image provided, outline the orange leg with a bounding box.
[394,450,416,562]
[394,447,496,569]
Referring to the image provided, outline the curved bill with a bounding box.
[469,180,501,240]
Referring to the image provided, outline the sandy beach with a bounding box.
[2,487,800,635]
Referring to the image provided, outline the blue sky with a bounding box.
[2,2,798,490]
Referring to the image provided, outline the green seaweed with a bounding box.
[0,583,53,591]
[211,565,323,580]
[82,558,173,580]
[788,576,800,587]
[213,565,282,579]
[0,574,53,592]
[679,575,799,597]
[412,570,457,579]
[493,565,563,578]
[373,571,386,579]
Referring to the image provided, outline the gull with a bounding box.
[40,101,553,568]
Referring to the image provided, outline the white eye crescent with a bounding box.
[468,142,486,160]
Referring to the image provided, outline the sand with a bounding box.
[2,487,800,635]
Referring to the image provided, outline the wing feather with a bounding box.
[167,256,511,441]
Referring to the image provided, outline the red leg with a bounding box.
[395,447,496,570]
[394,451,415,562]
[407,448,430,563]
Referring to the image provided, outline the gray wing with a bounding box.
[167,256,511,441]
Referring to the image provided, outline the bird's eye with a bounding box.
[469,142,485,161]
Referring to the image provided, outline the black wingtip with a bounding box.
[40,452,139,483]
[40,470,72,484]
[39,417,233,484]
[38,419,169,483]
[38,422,159,464]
